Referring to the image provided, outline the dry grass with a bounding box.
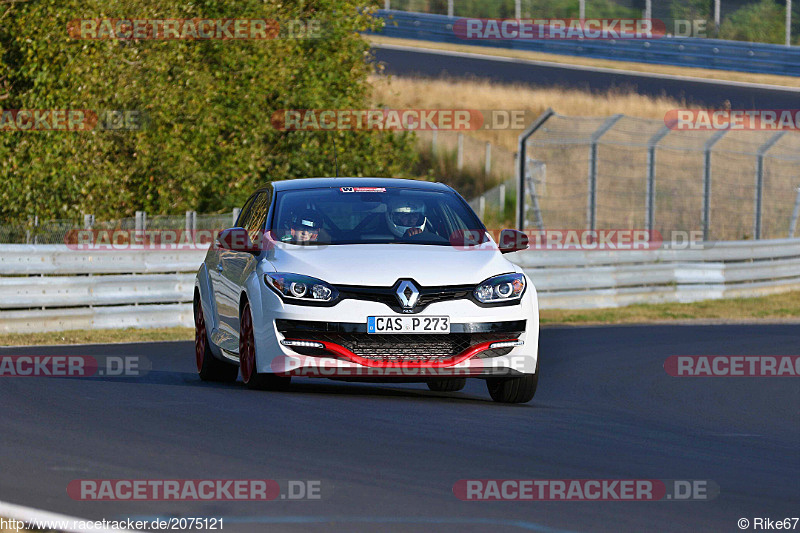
[541,290,800,325]
[369,35,800,89]
[0,327,193,347]
[370,74,681,152]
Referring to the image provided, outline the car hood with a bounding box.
[265,243,517,286]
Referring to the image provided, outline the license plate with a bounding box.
[367,316,450,334]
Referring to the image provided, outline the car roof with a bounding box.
[270,177,452,193]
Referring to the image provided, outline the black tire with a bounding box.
[239,300,291,391]
[486,357,539,404]
[194,295,238,383]
[426,378,467,392]
[486,374,538,403]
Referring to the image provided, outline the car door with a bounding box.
[211,193,257,343]
[217,189,272,341]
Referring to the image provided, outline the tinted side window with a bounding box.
[236,194,258,229]
[244,191,272,242]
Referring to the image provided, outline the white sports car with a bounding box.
[193,178,539,403]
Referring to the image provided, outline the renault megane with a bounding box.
[193,178,539,403]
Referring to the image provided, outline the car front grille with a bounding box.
[336,284,473,313]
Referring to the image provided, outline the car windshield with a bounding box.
[271,186,485,246]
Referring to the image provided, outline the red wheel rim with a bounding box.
[194,300,206,373]
[239,302,255,383]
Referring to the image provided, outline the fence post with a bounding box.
[516,109,554,230]
[789,186,800,238]
[702,129,728,241]
[499,183,506,217]
[484,142,491,178]
[432,131,437,154]
[447,0,453,17]
[754,132,786,239]
[479,196,486,220]
[185,210,197,233]
[232,207,241,227]
[83,214,95,230]
[646,126,670,233]
[457,133,464,171]
[515,0,521,19]
[587,114,623,231]
[384,0,390,9]
[135,211,147,232]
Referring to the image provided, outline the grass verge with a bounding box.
[1,292,799,346]
[540,290,800,325]
[0,327,193,347]
[368,35,800,89]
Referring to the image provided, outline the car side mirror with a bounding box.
[498,229,529,253]
[216,227,260,254]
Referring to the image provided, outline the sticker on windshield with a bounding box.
[340,187,386,193]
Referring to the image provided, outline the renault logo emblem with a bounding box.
[395,280,420,309]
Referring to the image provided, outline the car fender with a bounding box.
[195,263,224,359]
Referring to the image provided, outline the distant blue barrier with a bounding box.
[371,10,800,77]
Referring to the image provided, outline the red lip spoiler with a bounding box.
[284,338,519,368]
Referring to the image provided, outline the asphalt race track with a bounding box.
[1,324,798,532]
[372,44,800,109]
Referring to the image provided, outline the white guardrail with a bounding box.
[1,240,800,333]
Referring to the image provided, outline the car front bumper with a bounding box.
[251,276,539,380]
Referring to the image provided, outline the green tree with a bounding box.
[0,0,417,222]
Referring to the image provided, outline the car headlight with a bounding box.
[474,273,525,304]
[265,273,338,304]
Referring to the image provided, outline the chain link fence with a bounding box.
[518,112,800,241]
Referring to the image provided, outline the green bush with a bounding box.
[718,0,788,44]
[0,0,418,222]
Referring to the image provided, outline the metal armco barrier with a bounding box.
[1,240,799,333]
[372,10,800,77]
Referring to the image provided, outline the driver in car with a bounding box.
[284,209,322,243]
[386,199,435,239]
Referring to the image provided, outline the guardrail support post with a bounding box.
[702,129,728,241]
[587,114,623,232]
[135,211,147,232]
[185,210,197,233]
[516,108,554,230]
[456,133,464,171]
[646,126,670,233]
[484,141,491,178]
[789,186,800,238]
[754,132,785,239]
